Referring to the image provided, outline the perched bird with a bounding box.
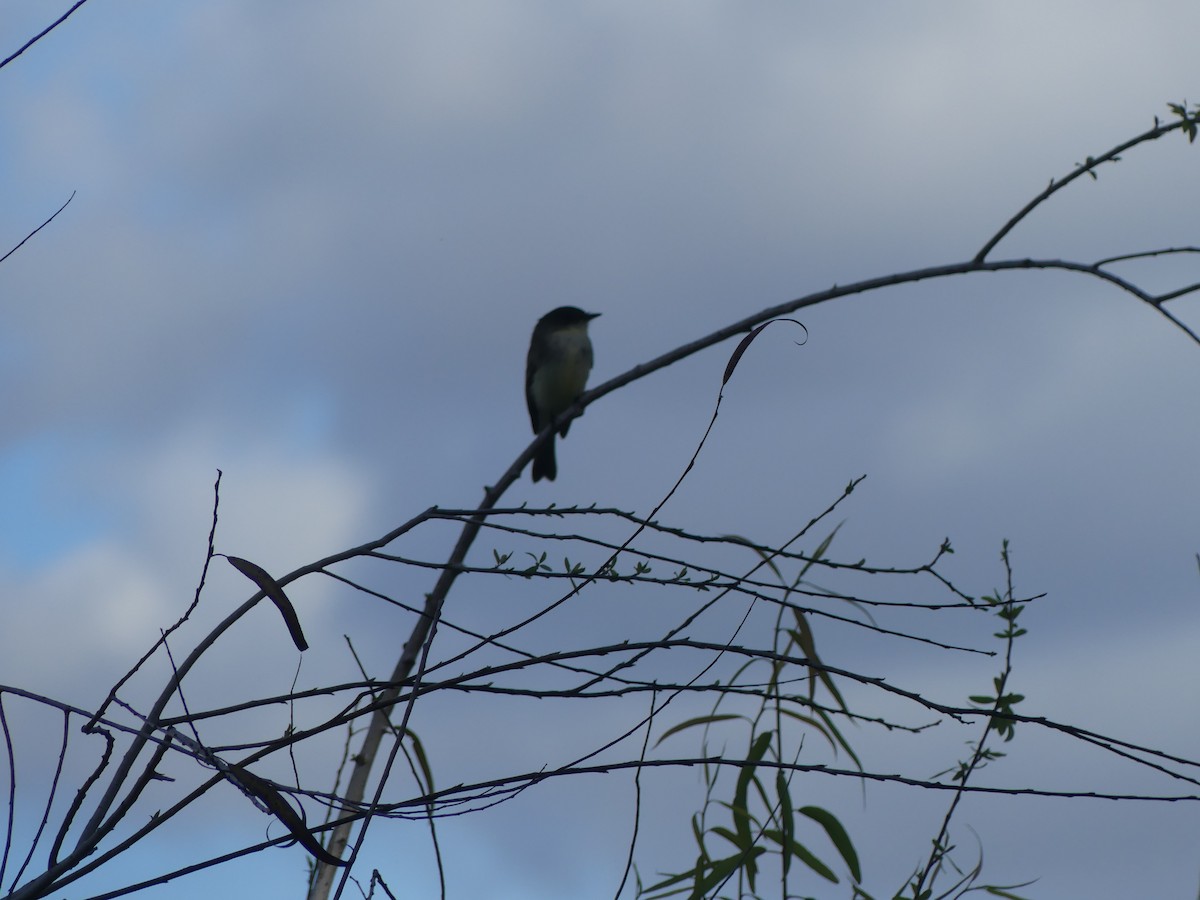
[525,306,600,481]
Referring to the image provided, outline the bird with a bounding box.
[525,306,600,481]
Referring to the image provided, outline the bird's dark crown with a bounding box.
[538,306,601,327]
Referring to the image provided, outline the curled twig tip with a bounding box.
[722,318,810,387]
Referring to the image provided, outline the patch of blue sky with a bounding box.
[0,433,113,569]
[279,384,338,456]
[3,2,183,143]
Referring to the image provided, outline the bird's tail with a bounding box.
[532,435,557,482]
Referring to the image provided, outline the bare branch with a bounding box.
[0,193,75,267]
[0,2,92,72]
[974,114,1195,263]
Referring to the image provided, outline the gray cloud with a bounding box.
[2,2,1199,897]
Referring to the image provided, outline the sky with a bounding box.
[2,2,1199,898]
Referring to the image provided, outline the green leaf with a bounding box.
[787,612,850,715]
[406,731,435,795]
[761,829,838,883]
[800,805,861,882]
[776,771,794,874]
[700,852,763,896]
[811,706,864,771]
[777,708,838,755]
[728,730,773,888]
[792,521,842,583]
[984,886,1035,900]
[729,532,786,586]
[735,732,773,811]
[639,859,706,896]
[710,826,748,851]
[655,714,742,746]
[747,729,775,764]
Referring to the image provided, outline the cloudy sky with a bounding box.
[2,2,1199,898]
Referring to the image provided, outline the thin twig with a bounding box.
[0,192,75,267]
[974,116,1192,262]
[0,2,91,71]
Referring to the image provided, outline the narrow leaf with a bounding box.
[747,729,774,763]
[655,714,742,746]
[696,853,759,896]
[814,706,864,770]
[800,805,861,882]
[762,829,838,883]
[722,318,808,387]
[710,826,748,851]
[227,556,309,651]
[723,322,773,386]
[734,731,773,824]
[776,771,794,874]
[407,731,436,795]
[777,708,838,754]
[231,764,345,866]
